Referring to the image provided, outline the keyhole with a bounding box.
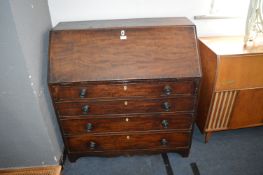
[121,30,125,36]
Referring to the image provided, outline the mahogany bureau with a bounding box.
[48,17,201,162]
[197,36,263,143]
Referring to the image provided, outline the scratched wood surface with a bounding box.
[49,17,201,83]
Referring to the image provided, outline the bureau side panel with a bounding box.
[196,40,218,133]
[216,55,263,91]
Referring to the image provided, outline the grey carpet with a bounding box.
[63,126,263,175]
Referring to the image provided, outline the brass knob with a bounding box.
[86,123,93,132]
[82,105,89,114]
[79,89,87,98]
[162,102,171,112]
[89,141,96,149]
[163,85,172,96]
[161,120,169,128]
[160,138,168,146]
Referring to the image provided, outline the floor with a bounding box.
[62,126,263,175]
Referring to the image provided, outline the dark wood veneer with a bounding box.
[56,97,195,116]
[50,80,195,101]
[66,131,191,152]
[48,17,201,162]
[61,113,194,135]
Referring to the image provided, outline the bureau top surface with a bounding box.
[53,17,194,30]
[49,17,201,83]
[199,36,263,56]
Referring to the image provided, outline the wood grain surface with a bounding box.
[48,18,200,160]
[56,97,195,116]
[197,36,263,142]
[61,113,193,135]
[66,131,191,152]
[49,18,201,83]
[50,80,195,101]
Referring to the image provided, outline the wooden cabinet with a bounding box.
[197,36,263,142]
[48,17,201,162]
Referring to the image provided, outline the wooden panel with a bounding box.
[0,166,61,175]
[229,88,263,129]
[206,91,238,131]
[48,18,200,159]
[66,131,190,152]
[196,39,218,133]
[61,113,193,135]
[198,36,263,56]
[67,148,189,160]
[49,20,201,83]
[216,55,263,91]
[56,97,195,116]
[50,80,195,101]
[53,17,194,30]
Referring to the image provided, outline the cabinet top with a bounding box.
[53,17,194,31]
[199,36,263,56]
[49,17,201,83]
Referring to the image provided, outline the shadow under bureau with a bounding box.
[48,17,201,162]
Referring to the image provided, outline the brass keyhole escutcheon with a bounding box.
[124,101,128,106]
[124,85,127,91]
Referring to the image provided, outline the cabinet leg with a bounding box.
[204,132,212,143]
[177,149,190,157]
[68,154,78,163]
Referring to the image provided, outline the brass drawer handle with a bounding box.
[89,141,96,149]
[161,120,169,128]
[163,85,172,96]
[82,105,89,114]
[162,102,171,112]
[79,88,87,98]
[86,123,93,132]
[160,138,168,146]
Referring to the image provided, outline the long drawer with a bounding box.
[56,97,195,116]
[66,131,191,152]
[61,113,193,135]
[50,80,196,101]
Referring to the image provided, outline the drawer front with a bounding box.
[56,97,195,116]
[50,81,195,101]
[216,55,263,91]
[66,131,190,152]
[61,113,193,135]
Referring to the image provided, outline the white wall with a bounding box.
[48,0,249,36]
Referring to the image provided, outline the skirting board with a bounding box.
[0,165,61,175]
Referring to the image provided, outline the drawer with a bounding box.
[66,131,191,152]
[56,97,195,116]
[61,113,193,135]
[216,55,263,91]
[50,81,195,101]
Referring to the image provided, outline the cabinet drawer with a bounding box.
[56,97,195,116]
[216,55,263,91]
[61,113,193,135]
[50,81,195,101]
[66,131,190,152]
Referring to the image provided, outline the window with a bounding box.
[195,0,250,19]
